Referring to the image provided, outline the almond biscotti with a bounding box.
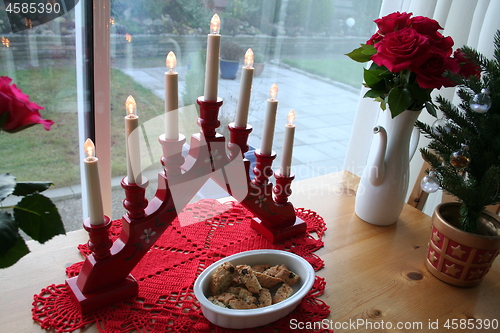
[207,261,301,309]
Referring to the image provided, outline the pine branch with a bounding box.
[420,30,500,233]
[493,30,500,68]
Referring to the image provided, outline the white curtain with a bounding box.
[343,0,500,216]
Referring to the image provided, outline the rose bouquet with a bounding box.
[0,76,65,268]
[347,12,480,118]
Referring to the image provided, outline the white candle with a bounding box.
[2,38,15,81]
[125,33,133,69]
[125,96,141,184]
[280,110,296,177]
[165,51,179,140]
[204,14,221,101]
[260,84,279,155]
[234,48,254,128]
[83,139,104,225]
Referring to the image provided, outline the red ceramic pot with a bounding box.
[426,202,500,287]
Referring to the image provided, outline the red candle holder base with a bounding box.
[251,216,307,243]
[66,95,306,314]
[65,274,138,315]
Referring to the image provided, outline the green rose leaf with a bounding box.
[0,173,16,202]
[0,236,30,269]
[346,44,376,63]
[14,193,65,244]
[13,181,53,196]
[406,82,431,104]
[387,86,412,118]
[363,89,386,99]
[363,68,387,89]
[0,211,18,256]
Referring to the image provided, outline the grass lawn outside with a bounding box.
[1,66,177,189]
[281,57,365,89]
[3,55,362,189]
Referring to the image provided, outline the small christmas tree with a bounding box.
[416,30,500,234]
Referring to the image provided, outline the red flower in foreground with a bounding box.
[0,76,53,133]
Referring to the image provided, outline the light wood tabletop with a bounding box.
[1,171,499,332]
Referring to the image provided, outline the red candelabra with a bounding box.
[66,96,306,314]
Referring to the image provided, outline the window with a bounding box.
[1,1,383,230]
[0,0,84,230]
[108,0,382,203]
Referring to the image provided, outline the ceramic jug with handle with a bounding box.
[355,109,421,226]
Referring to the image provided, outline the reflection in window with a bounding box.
[0,2,81,230]
[109,0,381,187]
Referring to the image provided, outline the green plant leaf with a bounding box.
[363,89,386,99]
[346,44,375,63]
[0,211,18,256]
[14,194,65,244]
[0,173,16,202]
[387,87,412,118]
[0,236,30,268]
[425,102,437,117]
[363,68,387,88]
[406,82,431,103]
[13,181,53,196]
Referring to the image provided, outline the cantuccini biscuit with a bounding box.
[251,264,271,272]
[210,261,236,296]
[208,260,299,310]
[274,266,300,286]
[228,298,258,309]
[257,288,272,307]
[263,264,288,277]
[236,264,262,293]
[272,283,294,304]
[254,271,282,288]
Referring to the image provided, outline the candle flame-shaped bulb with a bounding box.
[269,83,278,101]
[2,37,10,47]
[84,138,96,159]
[166,51,177,73]
[125,95,136,116]
[125,33,132,42]
[287,110,296,126]
[210,14,220,34]
[244,48,254,68]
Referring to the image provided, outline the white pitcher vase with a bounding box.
[355,109,421,226]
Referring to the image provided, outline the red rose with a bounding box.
[453,49,481,78]
[412,48,460,89]
[0,76,53,133]
[366,31,383,45]
[428,32,454,56]
[372,27,431,73]
[374,11,412,34]
[411,16,442,35]
[411,17,454,55]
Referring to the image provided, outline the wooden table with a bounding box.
[1,171,499,332]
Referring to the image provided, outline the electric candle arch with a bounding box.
[67,14,306,314]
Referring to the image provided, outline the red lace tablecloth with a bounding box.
[32,199,331,332]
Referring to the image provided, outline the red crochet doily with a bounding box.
[32,199,331,333]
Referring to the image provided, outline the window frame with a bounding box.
[77,0,112,219]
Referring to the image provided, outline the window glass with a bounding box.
[0,1,83,230]
[109,0,382,200]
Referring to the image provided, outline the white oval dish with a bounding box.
[193,249,315,329]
